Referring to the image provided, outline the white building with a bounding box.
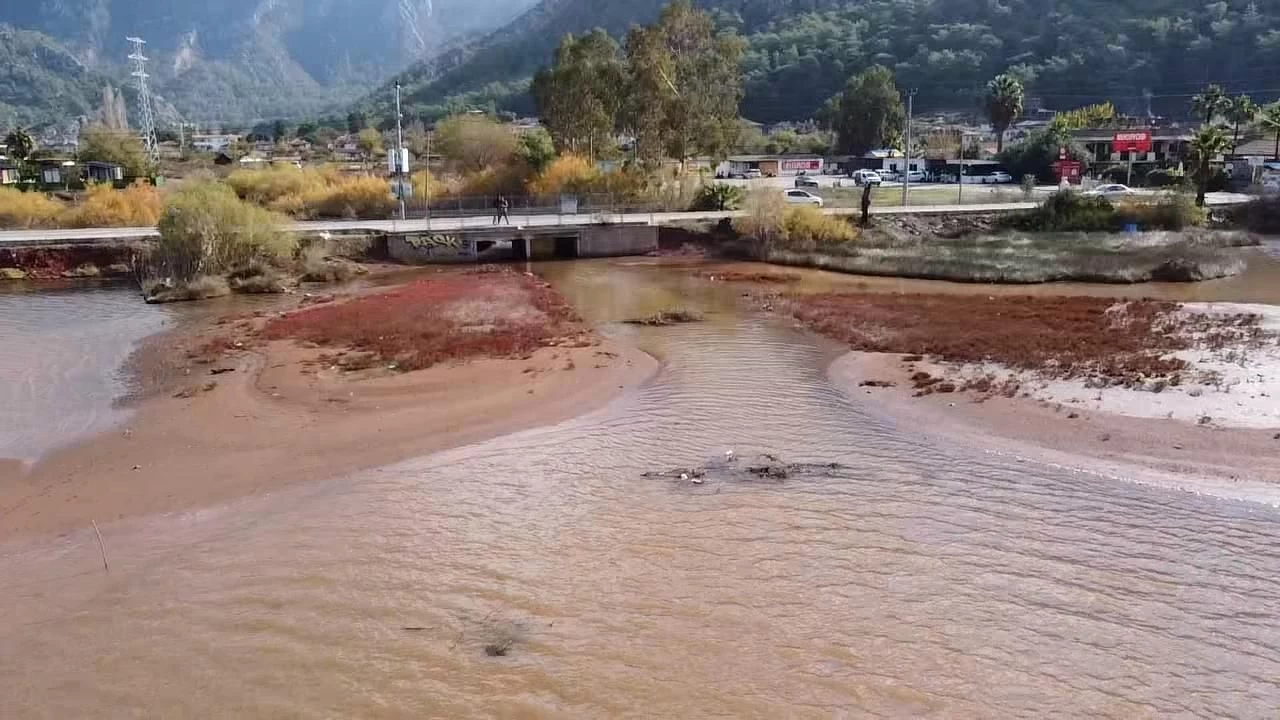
[191,134,239,153]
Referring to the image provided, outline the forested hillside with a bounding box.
[0,0,536,126]
[385,0,1280,122]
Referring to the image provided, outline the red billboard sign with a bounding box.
[1113,131,1152,154]
[781,158,822,172]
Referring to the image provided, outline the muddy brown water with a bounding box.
[4,258,1280,717]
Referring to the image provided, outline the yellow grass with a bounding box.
[307,176,396,219]
[527,154,600,195]
[0,187,64,229]
[62,182,163,228]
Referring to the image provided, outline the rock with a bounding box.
[0,268,28,280]
[61,264,101,278]
[1188,388,1204,398]
[106,263,132,276]
[1172,444,1184,450]
[1067,412,1080,419]
[1099,433,1112,442]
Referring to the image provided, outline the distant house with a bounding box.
[0,160,19,185]
[83,161,124,183]
[37,159,74,186]
[330,134,363,162]
[715,154,824,178]
[1072,128,1192,168]
[286,138,313,153]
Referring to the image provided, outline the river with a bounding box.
[3,260,1280,718]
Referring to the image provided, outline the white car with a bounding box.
[744,169,763,180]
[1084,183,1135,199]
[851,170,882,186]
[982,171,1014,184]
[784,189,823,207]
[903,170,927,183]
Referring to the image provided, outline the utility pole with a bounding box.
[902,88,917,207]
[394,82,406,221]
[127,37,158,164]
[957,131,968,204]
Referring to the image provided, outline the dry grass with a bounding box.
[226,166,396,219]
[62,182,163,228]
[263,268,582,371]
[779,292,1218,385]
[307,176,396,219]
[0,187,63,228]
[527,155,599,195]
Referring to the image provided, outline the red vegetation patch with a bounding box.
[782,292,1203,385]
[263,269,582,371]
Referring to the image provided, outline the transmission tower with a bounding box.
[127,36,158,162]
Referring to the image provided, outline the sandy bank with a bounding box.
[831,347,1280,498]
[0,271,658,542]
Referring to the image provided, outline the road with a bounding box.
[0,193,1252,246]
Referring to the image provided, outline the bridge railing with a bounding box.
[399,193,673,221]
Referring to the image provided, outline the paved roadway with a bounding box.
[0,194,1252,246]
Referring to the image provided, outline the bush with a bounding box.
[226,165,332,207]
[689,184,745,211]
[1205,168,1230,193]
[1229,196,1280,233]
[1114,193,1204,231]
[62,182,163,228]
[308,176,396,219]
[0,187,63,228]
[1003,189,1206,233]
[1003,190,1116,232]
[782,206,856,249]
[411,170,449,200]
[1145,168,1185,188]
[527,154,599,195]
[151,182,289,283]
[733,191,788,255]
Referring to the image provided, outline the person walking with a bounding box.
[860,182,873,227]
[492,195,503,224]
[495,194,510,225]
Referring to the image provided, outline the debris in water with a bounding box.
[622,309,703,326]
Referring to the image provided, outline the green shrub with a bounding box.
[689,184,745,211]
[1001,190,1116,232]
[1229,196,1280,233]
[1115,193,1204,231]
[1145,168,1184,188]
[151,182,290,283]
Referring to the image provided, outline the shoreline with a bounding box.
[830,351,1280,502]
[0,276,658,543]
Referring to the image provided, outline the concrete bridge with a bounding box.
[0,203,1040,248]
[385,224,661,263]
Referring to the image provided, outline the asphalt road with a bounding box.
[0,194,1252,246]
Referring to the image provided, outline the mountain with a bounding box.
[0,0,538,127]
[381,0,1280,124]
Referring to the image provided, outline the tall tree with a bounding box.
[347,111,368,135]
[532,30,624,157]
[622,0,744,166]
[985,74,1024,153]
[435,114,517,173]
[1225,95,1259,153]
[1189,125,1231,207]
[272,120,291,141]
[823,65,904,157]
[1261,102,1280,160]
[78,127,150,177]
[4,128,34,162]
[1191,85,1230,125]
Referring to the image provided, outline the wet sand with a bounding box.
[0,318,656,543]
[831,352,1280,497]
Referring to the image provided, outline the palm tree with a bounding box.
[985,74,1024,153]
[1261,102,1280,160]
[1225,95,1259,154]
[3,127,34,162]
[1190,84,1230,125]
[1189,125,1231,207]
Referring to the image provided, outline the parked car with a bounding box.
[1083,183,1135,199]
[879,169,901,182]
[745,169,763,180]
[851,170,882,186]
[903,170,927,183]
[784,189,824,207]
[982,171,1014,184]
[794,174,819,188]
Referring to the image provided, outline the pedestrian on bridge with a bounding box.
[494,195,510,225]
